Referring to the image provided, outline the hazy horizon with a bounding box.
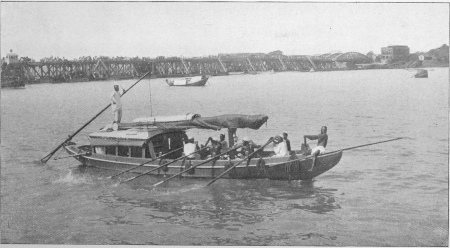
[1,2,448,60]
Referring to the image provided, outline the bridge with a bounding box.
[1,52,372,83]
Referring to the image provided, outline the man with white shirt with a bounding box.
[272,135,289,157]
[110,82,125,124]
[184,136,200,159]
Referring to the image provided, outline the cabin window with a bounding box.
[149,132,185,159]
[105,146,116,155]
[152,135,166,155]
[130,146,142,158]
[118,146,129,157]
[94,147,105,154]
[144,145,152,158]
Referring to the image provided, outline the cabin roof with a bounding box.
[89,128,184,140]
[88,128,186,147]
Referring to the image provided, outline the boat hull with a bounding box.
[1,78,25,88]
[266,151,342,180]
[414,69,428,78]
[64,145,342,181]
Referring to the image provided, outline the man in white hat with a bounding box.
[272,135,289,157]
[110,82,125,124]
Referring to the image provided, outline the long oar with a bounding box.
[122,145,211,183]
[266,137,404,167]
[109,147,183,178]
[40,71,152,164]
[152,145,243,187]
[206,137,274,186]
[339,137,403,151]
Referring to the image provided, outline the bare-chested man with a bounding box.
[304,126,328,171]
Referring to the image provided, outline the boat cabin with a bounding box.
[89,128,186,159]
[87,113,269,160]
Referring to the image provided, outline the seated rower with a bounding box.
[272,135,289,157]
[219,134,229,152]
[282,131,291,153]
[229,135,241,159]
[304,126,328,171]
[239,137,261,158]
[184,135,200,159]
[206,137,223,158]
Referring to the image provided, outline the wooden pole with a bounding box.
[340,137,403,151]
[152,145,243,187]
[206,137,274,186]
[122,145,211,183]
[40,71,151,163]
[109,147,183,178]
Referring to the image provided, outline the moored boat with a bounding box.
[166,75,209,86]
[414,69,428,78]
[228,71,245,76]
[1,77,25,88]
[63,114,342,181]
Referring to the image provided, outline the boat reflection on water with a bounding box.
[207,179,341,215]
[76,164,340,230]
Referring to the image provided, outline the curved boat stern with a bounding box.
[266,150,343,180]
[63,143,91,165]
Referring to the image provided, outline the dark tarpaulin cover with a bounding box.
[189,114,269,130]
[118,114,269,131]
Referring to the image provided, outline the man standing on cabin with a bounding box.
[110,82,125,124]
[304,126,328,171]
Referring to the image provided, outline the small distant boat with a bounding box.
[166,75,209,86]
[414,69,428,78]
[228,71,245,76]
[244,70,258,75]
[1,77,25,88]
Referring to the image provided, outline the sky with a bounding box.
[1,2,448,60]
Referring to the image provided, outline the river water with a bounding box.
[1,68,448,246]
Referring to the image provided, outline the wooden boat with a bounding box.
[63,114,342,181]
[414,69,428,78]
[244,70,258,75]
[166,75,208,86]
[228,71,245,76]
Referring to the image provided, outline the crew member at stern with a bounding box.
[304,126,328,171]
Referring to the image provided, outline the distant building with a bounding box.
[419,54,433,61]
[5,49,18,64]
[218,53,266,58]
[267,50,283,57]
[380,45,410,63]
[366,51,378,62]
